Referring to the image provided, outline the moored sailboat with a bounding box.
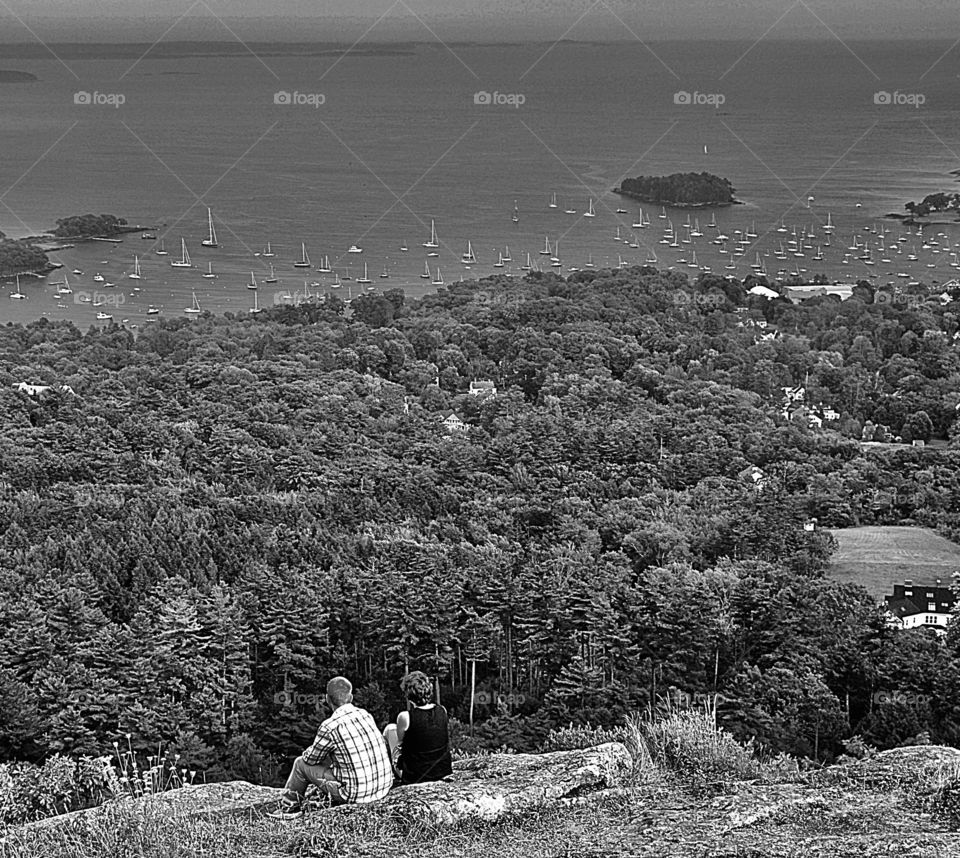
[201,207,218,247]
[170,238,192,268]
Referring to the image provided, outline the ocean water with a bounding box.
[0,39,957,326]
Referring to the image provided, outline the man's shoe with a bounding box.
[267,797,304,820]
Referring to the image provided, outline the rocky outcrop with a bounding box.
[331,741,632,826]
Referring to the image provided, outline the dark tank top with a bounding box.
[400,705,453,785]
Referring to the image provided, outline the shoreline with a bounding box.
[16,225,155,243]
[612,188,741,209]
[885,212,960,226]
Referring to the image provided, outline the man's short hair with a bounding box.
[326,676,353,707]
[400,671,433,706]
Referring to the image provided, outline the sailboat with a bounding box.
[431,266,444,286]
[247,271,258,290]
[548,192,558,209]
[708,212,717,228]
[57,275,72,296]
[202,261,216,279]
[379,263,389,279]
[262,241,275,257]
[584,199,596,218]
[493,251,505,268]
[357,263,372,284]
[584,253,595,269]
[551,241,562,267]
[539,236,552,255]
[646,248,658,264]
[9,274,25,299]
[420,260,431,279]
[316,255,330,273]
[824,212,835,232]
[331,271,342,288]
[264,263,277,283]
[423,219,439,248]
[184,291,202,314]
[128,256,141,279]
[201,207,218,247]
[293,243,311,268]
[512,201,519,223]
[521,252,532,271]
[170,238,192,268]
[461,241,476,264]
[249,289,262,314]
[155,238,168,256]
[503,246,512,262]
[658,206,667,219]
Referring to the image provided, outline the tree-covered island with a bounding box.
[51,213,132,239]
[614,172,738,207]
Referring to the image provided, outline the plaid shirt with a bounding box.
[302,703,393,803]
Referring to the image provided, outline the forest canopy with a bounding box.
[2,266,960,784]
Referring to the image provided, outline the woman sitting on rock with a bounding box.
[383,670,453,786]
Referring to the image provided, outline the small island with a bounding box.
[52,213,133,239]
[614,171,738,208]
[0,70,38,84]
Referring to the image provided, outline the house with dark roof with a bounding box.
[884,580,955,631]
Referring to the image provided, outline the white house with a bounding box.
[440,411,466,433]
[468,380,497,397]
[14,382,75,397]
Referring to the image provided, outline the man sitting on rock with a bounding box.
[270,676,394,819]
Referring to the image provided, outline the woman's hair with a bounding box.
[400,671,434,706]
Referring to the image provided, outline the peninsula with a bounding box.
[614,171,738,208]
[0,70,37,83]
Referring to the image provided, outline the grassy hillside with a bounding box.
[827,526,960,599]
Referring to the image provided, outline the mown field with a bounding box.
[828,526,960,599]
